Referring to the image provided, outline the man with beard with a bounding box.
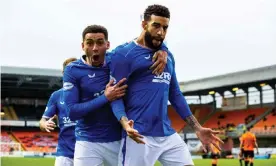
[63,25,169,166]
[110,4,224,166]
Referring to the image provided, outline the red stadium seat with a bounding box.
[12,131,58,152]
[203,108,267,129]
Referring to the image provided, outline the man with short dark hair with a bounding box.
[63,24,169,166]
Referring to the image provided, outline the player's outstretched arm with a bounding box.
[109,46,131,122]
[168,55,223,152]
[168,56,193,120]
[184,115,223,152]
[110,97,145,144]
[110,91,145,144]
[109,46,145,144]
[63,67,126,121]
[169,72,223,152]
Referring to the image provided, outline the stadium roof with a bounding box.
[1,64,276,97]
[179,64,276,94]
[1,66,63,98]
[1,66,62,77]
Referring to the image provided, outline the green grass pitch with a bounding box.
[1,157,276,166]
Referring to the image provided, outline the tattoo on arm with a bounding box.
[184,115,202,131]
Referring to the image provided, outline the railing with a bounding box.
[251,127,276,135]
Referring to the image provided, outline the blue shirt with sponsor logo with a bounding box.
[42,89,76,159]
[110,41,192,137]
[62,55,122,143]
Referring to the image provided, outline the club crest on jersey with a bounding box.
[63,82,74,90]
[152,72,171,85]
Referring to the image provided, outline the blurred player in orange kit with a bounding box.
[241,127,259,166]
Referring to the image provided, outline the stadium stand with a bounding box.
[2,106,13,120]
[1,64,276,161]
[254,109,276,128]
[1,106,18,120]
[12,131,58,153]
[203,107,268,130]
[1,132,13,152]
[251,108,276,135]
[12,104,41,120]
[0,132,20,153]
[169,104,212,132]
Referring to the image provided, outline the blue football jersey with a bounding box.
[43,89,76,158]
[62,55,122,143]
[110,41,192,137]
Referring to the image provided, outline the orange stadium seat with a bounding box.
[1,131,17,152]
[12,131,58,152]
[190,105,212,123]
[1,132,12,142]
[168,106,185,132]
[168,105,212,132]
[254,112,276,128]
[203,108,267,129]
[251,110,276,134]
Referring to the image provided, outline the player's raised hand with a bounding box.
[105,78,128,101]
[44,115,57,132]
[150,50,167,75]
[196,127,224,153]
